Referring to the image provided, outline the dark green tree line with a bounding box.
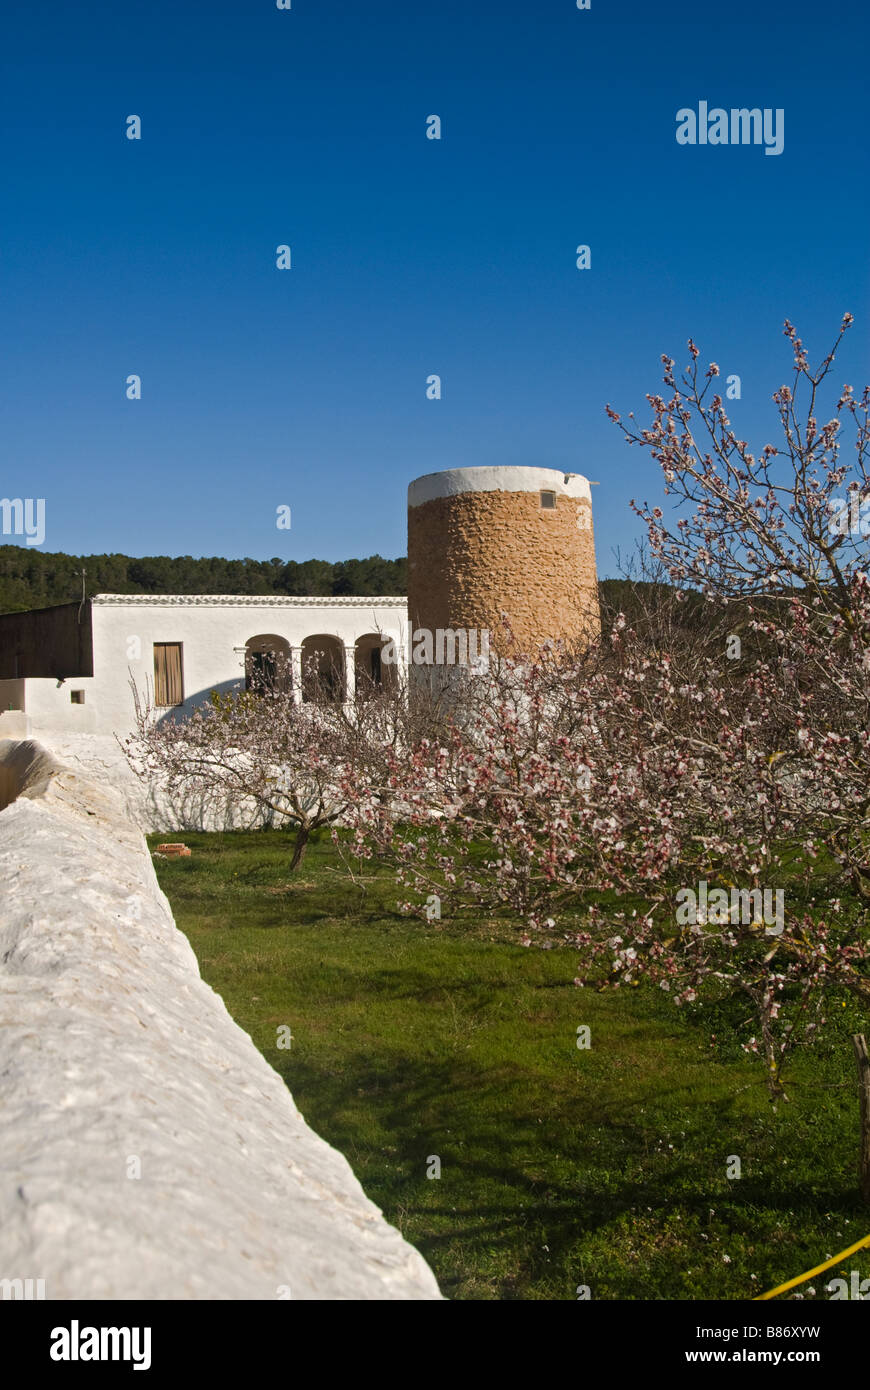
[0,547,409,613]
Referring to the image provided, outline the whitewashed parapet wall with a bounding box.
[42,732,283,835]
[0,740,441,1300]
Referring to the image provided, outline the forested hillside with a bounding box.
[0,547,408,612]
[0,543,642,618]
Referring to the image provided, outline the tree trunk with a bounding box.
[290,825,310,871]
[853,1034,870,1204]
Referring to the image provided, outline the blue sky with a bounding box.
[2,0,868,577]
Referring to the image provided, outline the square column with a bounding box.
[290,646,303,705]
[343,645,356,704]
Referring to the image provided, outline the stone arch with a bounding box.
[244,634,291,694]
[354,633,396,696]
[300,634,345,703]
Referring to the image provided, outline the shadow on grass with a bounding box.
[274,1044,863,1298]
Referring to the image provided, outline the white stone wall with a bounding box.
[0,739,441,1300]
[0,709,29,739]
[17,595,409,742]
[41,732,287,834]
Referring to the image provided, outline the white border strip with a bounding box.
[408,466,592,508]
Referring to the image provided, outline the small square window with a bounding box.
[540,490,556,510]
[70,690,85,704]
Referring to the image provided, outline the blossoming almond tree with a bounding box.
[608,314,869,901]
[596,318,870,1118]
[345,321,869,1126]
[611,313,869,623]
[342,619,867,1102]
[123,656,398,869]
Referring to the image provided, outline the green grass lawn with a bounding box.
[149,828,870,1301]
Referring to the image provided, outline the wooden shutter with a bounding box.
[153,643,183,706]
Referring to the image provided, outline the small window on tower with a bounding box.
[540,490,556,510]
[70,690,85,704]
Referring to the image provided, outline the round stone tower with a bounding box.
[407,466,599,658]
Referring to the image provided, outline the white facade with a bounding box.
[0,594,409,742]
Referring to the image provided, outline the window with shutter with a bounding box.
[153,643,184,707]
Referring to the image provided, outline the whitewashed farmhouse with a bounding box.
[0,593,408,742]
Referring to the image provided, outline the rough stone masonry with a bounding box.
[408,465,599,657]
